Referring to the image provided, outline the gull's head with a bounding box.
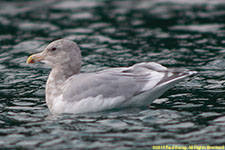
[26,39,82,69]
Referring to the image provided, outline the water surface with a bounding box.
[0,0,225,149]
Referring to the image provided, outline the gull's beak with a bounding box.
[26,52,44,64]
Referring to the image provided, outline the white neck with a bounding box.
[45,65,81,111]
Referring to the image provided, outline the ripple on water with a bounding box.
[18,22,59,32]
[52,0,100,10]
[170,24,225,33]
[0,0,225,149]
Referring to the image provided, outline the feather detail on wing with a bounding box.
[61,62,195,105]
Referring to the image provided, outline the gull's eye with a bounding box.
[51,47,57,51]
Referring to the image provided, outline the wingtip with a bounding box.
[187,71,198,76]
[180,71,197,77]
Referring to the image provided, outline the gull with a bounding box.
[26,39,196,114]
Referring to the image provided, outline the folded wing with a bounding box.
[61,62,194,106]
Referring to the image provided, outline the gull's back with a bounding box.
[52,62,195,114]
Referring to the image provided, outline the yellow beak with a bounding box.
[26,53,44,64]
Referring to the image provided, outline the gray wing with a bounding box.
[61,62,192,102]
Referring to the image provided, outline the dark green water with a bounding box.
[0,0,225,149]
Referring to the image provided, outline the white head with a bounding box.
[27,39,82,72]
